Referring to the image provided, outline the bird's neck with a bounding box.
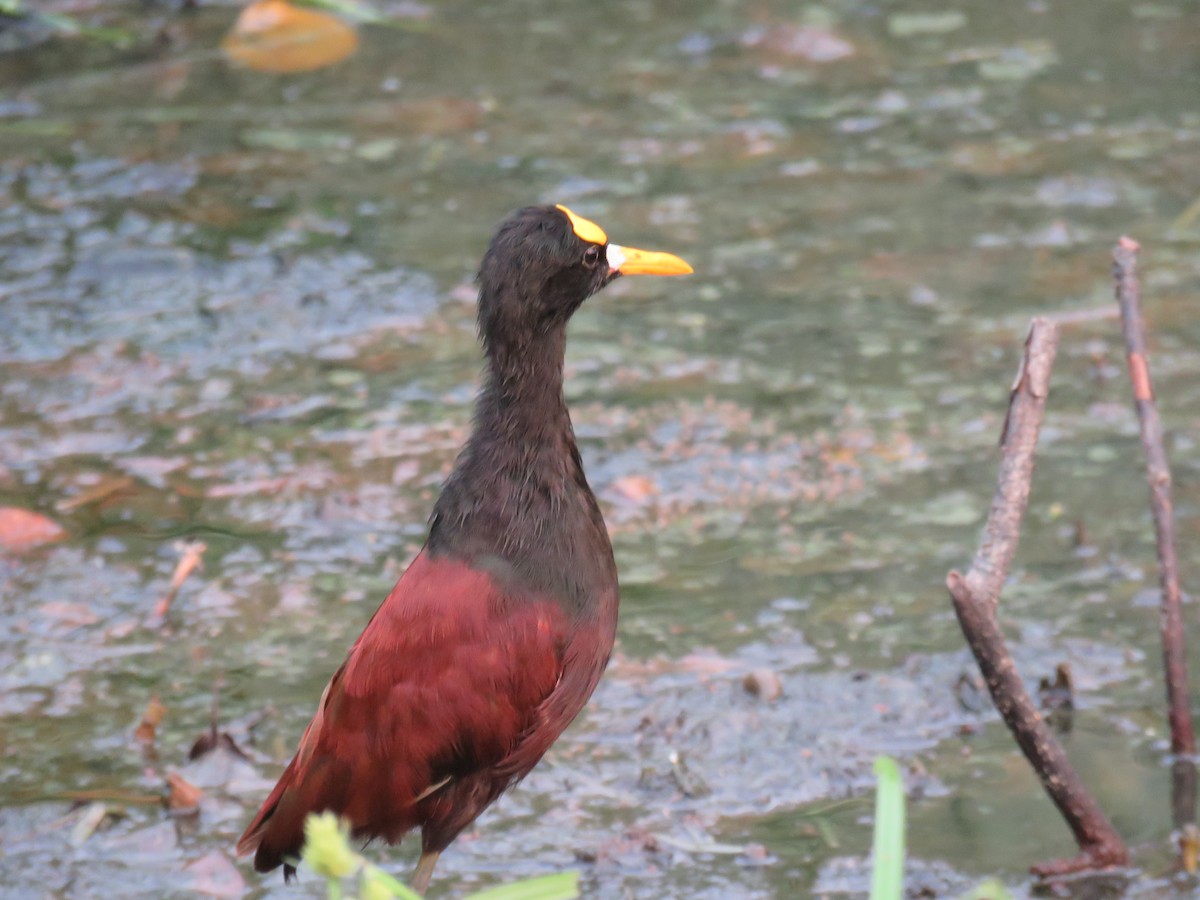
[431,323,587,542]
[427,325,617,612]
[476,328,571,440]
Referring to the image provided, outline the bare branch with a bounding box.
[1112,237,1196,759]
[948,317,1128,876]
[963,320,1054,612]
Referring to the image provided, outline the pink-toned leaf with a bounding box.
[0,507,66,552]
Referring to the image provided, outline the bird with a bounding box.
[236,204,692,893]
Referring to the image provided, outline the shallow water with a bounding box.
[2,0,1200,897]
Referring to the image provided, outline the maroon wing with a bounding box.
[236,550,569,872]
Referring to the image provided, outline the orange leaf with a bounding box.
[222,0,359,74]
[166,772,203,811]
[0,507,66,552]
[134,697,168,745]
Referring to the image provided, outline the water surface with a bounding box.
[3,1,1200,896]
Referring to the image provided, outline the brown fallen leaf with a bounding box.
[153,540,207,621]
[134,696,168,745]
[0,506,66,553]
[222,0,359,74]
[166,772,203,812]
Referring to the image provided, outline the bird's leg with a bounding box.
[411,850,441,896]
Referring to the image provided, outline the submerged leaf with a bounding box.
[0,506,66,552]
[222,0,359,74]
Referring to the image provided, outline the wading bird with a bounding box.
[237,204,691,892]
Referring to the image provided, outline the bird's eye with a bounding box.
[582,245,601,269]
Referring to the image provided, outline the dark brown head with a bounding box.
[477,204,691,353]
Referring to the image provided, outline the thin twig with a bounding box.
[152,539,206,622]
[1112,237,1195,759]
[1113,238,1197,867]
[948,317,1128,876]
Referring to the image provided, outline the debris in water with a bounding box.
[190,676,250,761]
[222,0,360,74]
[742,668,784,702]
[153,540,207,621]
[1181,823,1200,875]
[1037,663,1075,712]
[134,696,168,746]
[0,507,66,552]
[167,773,204,813]
[69,802,109,846]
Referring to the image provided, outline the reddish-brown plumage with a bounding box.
[236,205,688,888]
[237,551,616,873]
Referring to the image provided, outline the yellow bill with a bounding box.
[606,244,693,276]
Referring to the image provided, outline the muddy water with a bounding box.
[2,1,1200,897]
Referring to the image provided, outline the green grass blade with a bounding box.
[869,756,905,900]
[465,870,581,900]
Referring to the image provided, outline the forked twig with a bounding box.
[947,317,1128,876]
